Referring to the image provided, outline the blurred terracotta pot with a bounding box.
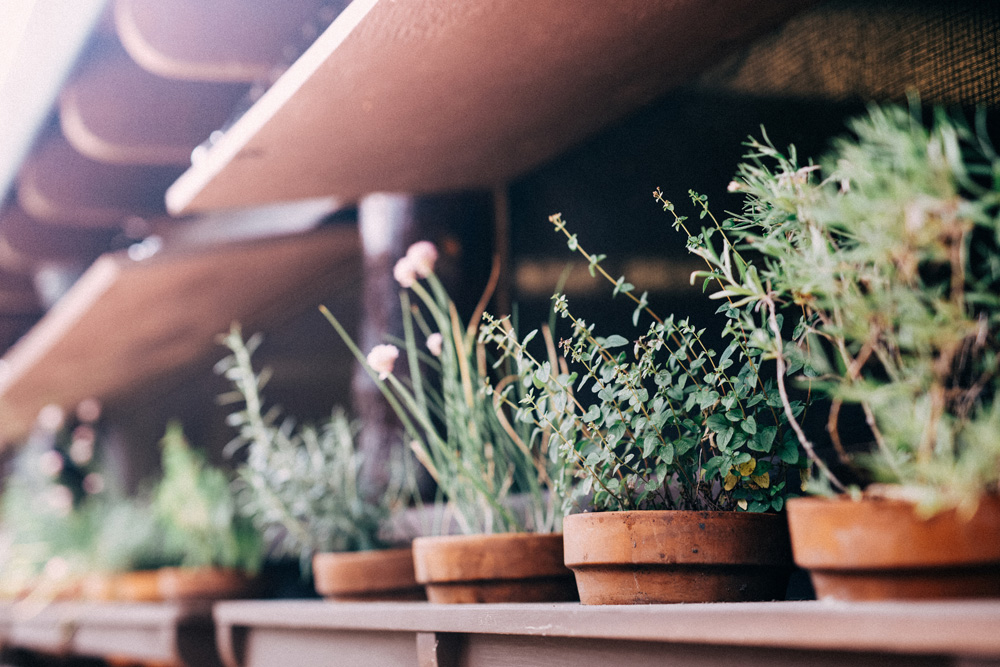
[313,547,424,601]
[787,495,1000,600]
[157,567,258,601]
[413,533,577,603]
[113,570,163,602]
[563,510,792,605]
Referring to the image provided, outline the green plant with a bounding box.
[217,327,406,574]
[152,421,263,573]
[687,102,1000,514]
[481,215,809,514]
[0,404,177,598]
[323,241,571,534]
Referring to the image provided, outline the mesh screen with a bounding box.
[697,0,1000,107]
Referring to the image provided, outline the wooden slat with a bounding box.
[0,226,360,446]
[114,0,334,82]
[165,0,805,214]
[17,130,183,228]
[0,204,117,267]
[60,39,248,165]
[215,600,1000,660]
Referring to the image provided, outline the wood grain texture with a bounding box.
[213,599,1000,658]
[60,39,248,165]
[165,0,805,213]
[114,0,332,82]
[18,130,183,228]
[0,226,360,445]
[0,204,117,267]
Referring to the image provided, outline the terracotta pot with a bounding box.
[412,533,577,603]
[563,510,792,605]
[787,495,1000,600]
[81,572,117,601]
[113,570,163,602]
[312,547,425,601]
[157,567,259,601]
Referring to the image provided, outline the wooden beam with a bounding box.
[0,204,117,267]
[114,0,336,82]
[61,39,248,165]
[165,0,805,213]
[17,130,183,228]
[0,226,360,446]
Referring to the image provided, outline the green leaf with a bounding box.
[749,426,777,452]
[741,415,758,435]
[717,427,734,451]
[706,413,730,433]
[603,334,629,349]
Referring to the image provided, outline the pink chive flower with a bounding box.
[367,344,399,380]
[405,241,438,278]
[393,256,418,288]
[426,332,443,357]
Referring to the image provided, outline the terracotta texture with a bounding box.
[787,495,1000,600]
[312,547,425,601]
[412,533,577,604]
[563,510,792,605]
[113,570,163,602]
[157,567,258,601]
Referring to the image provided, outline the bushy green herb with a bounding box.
[217,327,403,574]
[481,215,808,513]
[152,421,263,573]
[691,102,1000,514]
[323,242,570,534]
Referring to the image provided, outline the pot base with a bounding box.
[313,548,425,602]
[571,564,790,605]
[424,576,577,604]
[414,533,577,604]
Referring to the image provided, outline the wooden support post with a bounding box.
[354,193,416,501]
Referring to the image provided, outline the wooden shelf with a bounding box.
[0,601,221,666]
[60,38,248,166]
[0,225,360,446]
[115,0,332,82]
[165,0,805,214]
[18,130,183,228]
[214,599,1000,667]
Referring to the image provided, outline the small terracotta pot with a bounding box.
[313,547,425,601]
[563,510,792,605]
[412,533,577,603]
[113,570,163,602]
[157,567,258,601]
[787,495,1000,600]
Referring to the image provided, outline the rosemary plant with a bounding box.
[152,421,263,573]
[217,327,403,574]
[686,102,1000,514]
[323,241,570,535]
[481,215,809,514]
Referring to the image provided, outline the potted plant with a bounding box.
[217,327,423,601]
[324,241,577,603]
[481,213,806,604]
[0,402,181,603]
[695,102,1000,599]
[151,421,264,601]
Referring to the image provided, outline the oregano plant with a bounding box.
[481,212,811,514]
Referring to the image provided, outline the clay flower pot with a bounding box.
[412,533,577,603]
[563,510,792,604]
[112,570,163,602]
[313,547,425,601]
[787,495,1000,600]
[157,567,259,601]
